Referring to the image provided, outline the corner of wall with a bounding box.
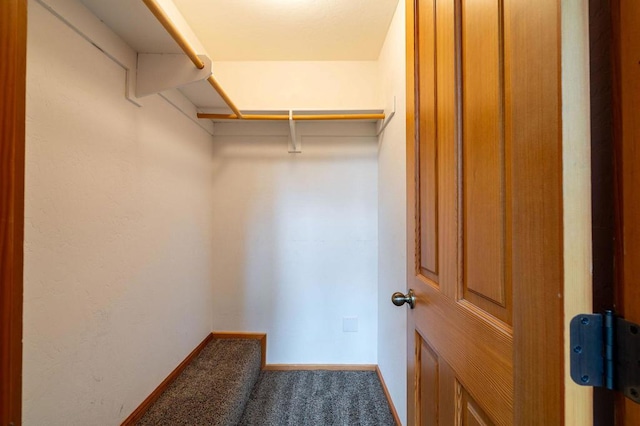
[376,0,408,423]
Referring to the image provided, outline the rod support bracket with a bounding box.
[288,110,301,153]
[136,53,212,98]
[377,96,397,136]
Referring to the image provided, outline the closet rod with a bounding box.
[206,76,243,118]
[142,0,244,118]
[141,0,204,69]
[197,113,386,121]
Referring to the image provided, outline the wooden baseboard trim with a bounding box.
[376,366,402,426]
[212,332,267,368]
[264,364,377,371]
[120,332,214,425]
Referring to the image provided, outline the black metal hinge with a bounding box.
[570,310,640,403]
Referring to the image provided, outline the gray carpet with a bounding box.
[137,339,395,426]
[238,370,396,426]
[137,338,262,426]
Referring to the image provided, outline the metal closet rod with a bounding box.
[197,113,386,121]
[141,0,243,118]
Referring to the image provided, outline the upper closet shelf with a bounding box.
[78,0,393,128]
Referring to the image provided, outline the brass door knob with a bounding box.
[392,289,416,309]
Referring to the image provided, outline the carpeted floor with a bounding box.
[238,370,396,426]
[136,338,396,426]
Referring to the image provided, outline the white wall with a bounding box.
[210,122,378,364]
[23,2,215,424]
[211,61,381,110]
[377,0,407,423]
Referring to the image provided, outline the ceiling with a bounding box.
[172,0,400,61]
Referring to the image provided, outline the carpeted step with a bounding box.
[137,338,262,426]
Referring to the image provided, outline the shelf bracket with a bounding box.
[377,95,396,136]
[288,110,301,153]
[136,53,212,98]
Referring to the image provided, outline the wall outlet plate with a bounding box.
[343,317,358,332]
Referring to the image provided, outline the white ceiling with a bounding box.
[172,0,400,61]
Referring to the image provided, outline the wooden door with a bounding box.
[405,0,564,424]
[613,0,640,424]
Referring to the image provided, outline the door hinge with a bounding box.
[570,310,640,404]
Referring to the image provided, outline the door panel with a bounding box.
[414,329,501,426]
[459,385,495,426]
[406,0,564,423]
[412,283,512,425]
[412,0,513,423]
[417,0,439,279]
[461,0,511,323]
[417,335,439,425]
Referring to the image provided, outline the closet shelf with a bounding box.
[79,0,394,128]
[141,0,204,70]
[140,0,388,124]
[141,0,243,117]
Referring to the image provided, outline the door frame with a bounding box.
[561,1,596,425]
[0,0,600,424]
[1,1,27,424]
[611,0,640,422]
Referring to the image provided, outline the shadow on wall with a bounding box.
[209,121,379,364]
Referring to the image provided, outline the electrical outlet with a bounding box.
[343,317,358,332]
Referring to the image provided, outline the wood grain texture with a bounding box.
[405,1,418,423]
[0,1,26,424]
[212,332,267,368]
[435,0,459,305]
[561,1,594,424]
[408,0,565,424]
[438,360,457,425]
[412,282,513,425]
[505,0,564,423]
[417,0,439,278]
[459,384,495,426]
[417,337,439,425]
[375,366,402,426]
[409,0,513,423]
[461,0,512,324]
[612,0,640,423]
[120,333,214,425]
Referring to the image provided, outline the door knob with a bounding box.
[392,289,416,309]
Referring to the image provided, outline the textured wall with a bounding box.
[210,121,378,364]
[23,2,215,424]
[377,0,407,423]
